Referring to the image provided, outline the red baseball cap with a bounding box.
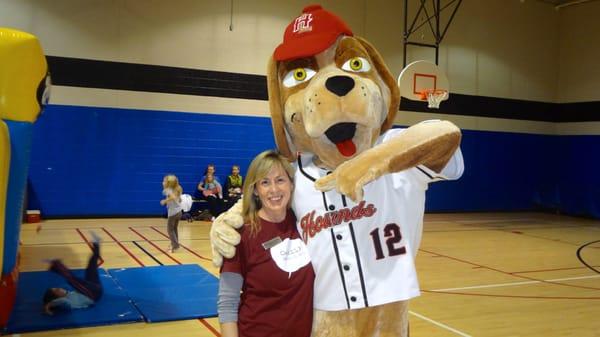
[273,5,353,61]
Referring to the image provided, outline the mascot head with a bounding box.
[267,5,400,169]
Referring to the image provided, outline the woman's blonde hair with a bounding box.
[163,174,183,197]
[242,150,294,237]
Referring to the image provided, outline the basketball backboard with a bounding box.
[398,60,449,107]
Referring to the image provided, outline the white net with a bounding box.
[424,89,448,109]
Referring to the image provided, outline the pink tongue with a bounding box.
[335,139,357,157]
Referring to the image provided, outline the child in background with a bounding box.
[43,232,103,315]
[225,165,243,211]
[161,174,183,252]
[202,163,220,184]
[226,165,243,202]
[198,173,224,220]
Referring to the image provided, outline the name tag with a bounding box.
[270,238,311,276]
[262,236,282,250]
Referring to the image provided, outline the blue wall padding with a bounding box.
[555,135,600,218]
[29,105,275,216]
[108,264,218,322]
[3,121,33,274]
[28,105,600,218]
[425,129,560,212]
[5,268,143,333]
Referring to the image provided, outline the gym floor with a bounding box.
[16,212,600,336]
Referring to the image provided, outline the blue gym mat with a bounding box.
[5,268,144,333]
[108,264,218,322]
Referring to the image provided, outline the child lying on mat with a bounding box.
[42,232,103,315]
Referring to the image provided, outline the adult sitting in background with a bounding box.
[225,165,243,210]
[202,163,220,184]
[198,173,224,220]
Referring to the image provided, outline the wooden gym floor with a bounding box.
[15,212,600,337]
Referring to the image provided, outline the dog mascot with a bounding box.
[211,5,463,337]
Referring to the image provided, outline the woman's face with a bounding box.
[207,166,215,175]
[232,166,240,175]
[162,178,168,189]
[254,165,292,215]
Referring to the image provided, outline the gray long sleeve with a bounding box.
[218,272,243,323]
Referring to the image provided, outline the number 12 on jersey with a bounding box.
[369,223,407,260]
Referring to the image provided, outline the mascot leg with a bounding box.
[312,301,409,337]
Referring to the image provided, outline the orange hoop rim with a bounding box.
[417,89,448,101]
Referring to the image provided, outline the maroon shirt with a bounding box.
[221,211,315,337]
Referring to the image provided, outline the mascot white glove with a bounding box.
[209,199,244,267]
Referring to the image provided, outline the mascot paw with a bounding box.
[209,199,244,267]
[315,159,381,202]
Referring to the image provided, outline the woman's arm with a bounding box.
[221,322,239,337]
[218,272,243,337]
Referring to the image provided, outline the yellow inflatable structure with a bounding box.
[0,27,48,327]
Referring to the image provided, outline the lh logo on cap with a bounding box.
[293,13,313,33]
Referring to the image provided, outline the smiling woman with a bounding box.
[218,150,315,337]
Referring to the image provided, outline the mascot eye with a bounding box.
[294,68,307,81]
[283,68,316,87]
[342,57,371,73]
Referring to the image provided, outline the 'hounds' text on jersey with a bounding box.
[300,200,377,242]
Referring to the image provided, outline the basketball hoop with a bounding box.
[418,89,448,109]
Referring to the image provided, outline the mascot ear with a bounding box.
[267,56,295,161]
[356,36,400,134]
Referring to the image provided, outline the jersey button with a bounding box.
[350,296,357,302]
[343,265,350,271]
[329,204,335,210]
[336,234,342,240]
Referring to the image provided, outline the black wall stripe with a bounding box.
[401,93,558,122]
[47,55,600,123]
[46,56,267,101]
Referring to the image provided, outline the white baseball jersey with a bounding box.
[291,126,464,311]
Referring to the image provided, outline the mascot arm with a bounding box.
[315,120,461,201]
[209,199,244,267]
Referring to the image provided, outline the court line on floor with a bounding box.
[101,227,145,266]
[420,248,600,291]
[132,241,163,266]
[431,274,600,292]
[75,228,105,267]
[423,289,600,300]
[424,224,595,233]
[510,265,600,274]
[150,226,212,262]
[409,310,472,337]
[198,318,221,336]
[129,227,182,265]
